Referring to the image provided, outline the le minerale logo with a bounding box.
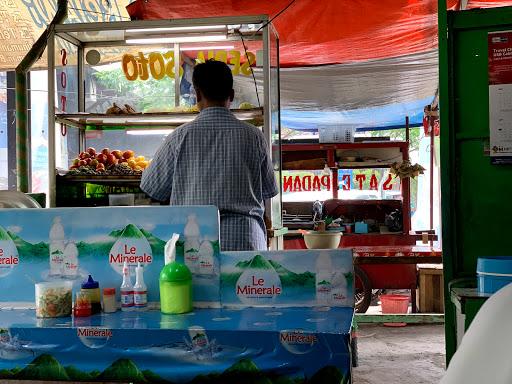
[280,331,318,345]
[235,255,283,304]
[279,330,319,355]
[77,327,112,349]
[77,328,113,338]
[236,276,282,297]
[0,225,19,277]
[109,224,153,274]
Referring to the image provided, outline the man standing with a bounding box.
[140,60,278,251]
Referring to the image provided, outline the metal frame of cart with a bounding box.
[42,16,282,233]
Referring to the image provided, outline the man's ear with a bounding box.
[229,89,234,102]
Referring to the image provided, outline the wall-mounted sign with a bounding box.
[283,173,394,193]
[122,50,256,81]
[489,31,512,164]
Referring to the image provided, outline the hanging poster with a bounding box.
[488,31,512,164]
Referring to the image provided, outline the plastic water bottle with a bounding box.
[315,253,333,305]
[49,217,65,276]
[133,262,147,311]
[62,241,79,278]
[120,261,134,311]
[197,240,215,275]
[184,214,200,273]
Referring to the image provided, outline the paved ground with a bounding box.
[353,323,446,384]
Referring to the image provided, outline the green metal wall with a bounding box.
[439,5,512,363]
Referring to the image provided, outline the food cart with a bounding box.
[280,139,441,312]
[39,15,283,247]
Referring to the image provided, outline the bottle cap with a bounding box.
[103,287,116,295]
[81,275,99,289]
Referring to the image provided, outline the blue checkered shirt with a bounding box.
[140,107,278,251]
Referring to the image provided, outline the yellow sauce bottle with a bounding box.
[81,275,101,314]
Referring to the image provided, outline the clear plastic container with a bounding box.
[35,281,73,318]
[102,287,117,313]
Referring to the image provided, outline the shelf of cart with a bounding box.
[336,161,395,169]
[55,108,264,130]
[57,174,142,185]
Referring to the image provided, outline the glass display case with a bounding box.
[45,16,282,234]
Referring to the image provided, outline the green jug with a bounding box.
[159,261,193,314]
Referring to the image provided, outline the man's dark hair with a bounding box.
[192,59,233,102]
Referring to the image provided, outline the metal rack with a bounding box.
[44,15,282,233]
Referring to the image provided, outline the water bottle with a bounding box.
[49,217,65,276]
[183,214,200,273]
[63,241,79,278]
[315,253,333,305]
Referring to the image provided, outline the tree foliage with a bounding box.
[93,68,175,113]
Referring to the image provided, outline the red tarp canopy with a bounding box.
[127,0,512,68]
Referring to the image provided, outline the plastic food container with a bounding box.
[159,262,192,314]
[477,256,512,294]
[35,281,73,318]
[102,288,117,313]
[303,231,342,249]
[74,292,91,317]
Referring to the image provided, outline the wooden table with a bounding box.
[353,245,443,264]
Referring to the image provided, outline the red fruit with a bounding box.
[85,158,92,165]
[78,160,87,167]
[106,154,116,165]
[97,154,107,164]
[69,165,78,170]
[111,150,123,159]
[72,158,80,166]
[119,158,128,163]
[96,163,105,171]
[122,150,134,159]
[86,147,96,157]
[82,152,91,159]
[101,148,110,156]
[90,159,99,167]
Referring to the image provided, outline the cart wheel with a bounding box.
[354,266,372,313]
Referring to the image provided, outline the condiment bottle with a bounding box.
[133,262,147,311]
[159,261,192,314]
[74,292,91,317]
[80,275,101,314]
[120,261,134,311]
[102,288,117,313]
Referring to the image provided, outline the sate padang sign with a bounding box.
[0,0,130,71]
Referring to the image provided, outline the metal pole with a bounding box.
[48,34,56,207]
[15,0,68,193]
[15,72,29,192]
[430,118,435,242]
[174,43,180,107]
[402,116,411,235]
[405,115,410,145]
[78,45,86,153]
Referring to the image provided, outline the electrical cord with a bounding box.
[67,6,131,20]
[254,0,297,35]
[237,0,297,108]
[238,31,261,108]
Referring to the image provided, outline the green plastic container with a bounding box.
[159,262,193,314]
